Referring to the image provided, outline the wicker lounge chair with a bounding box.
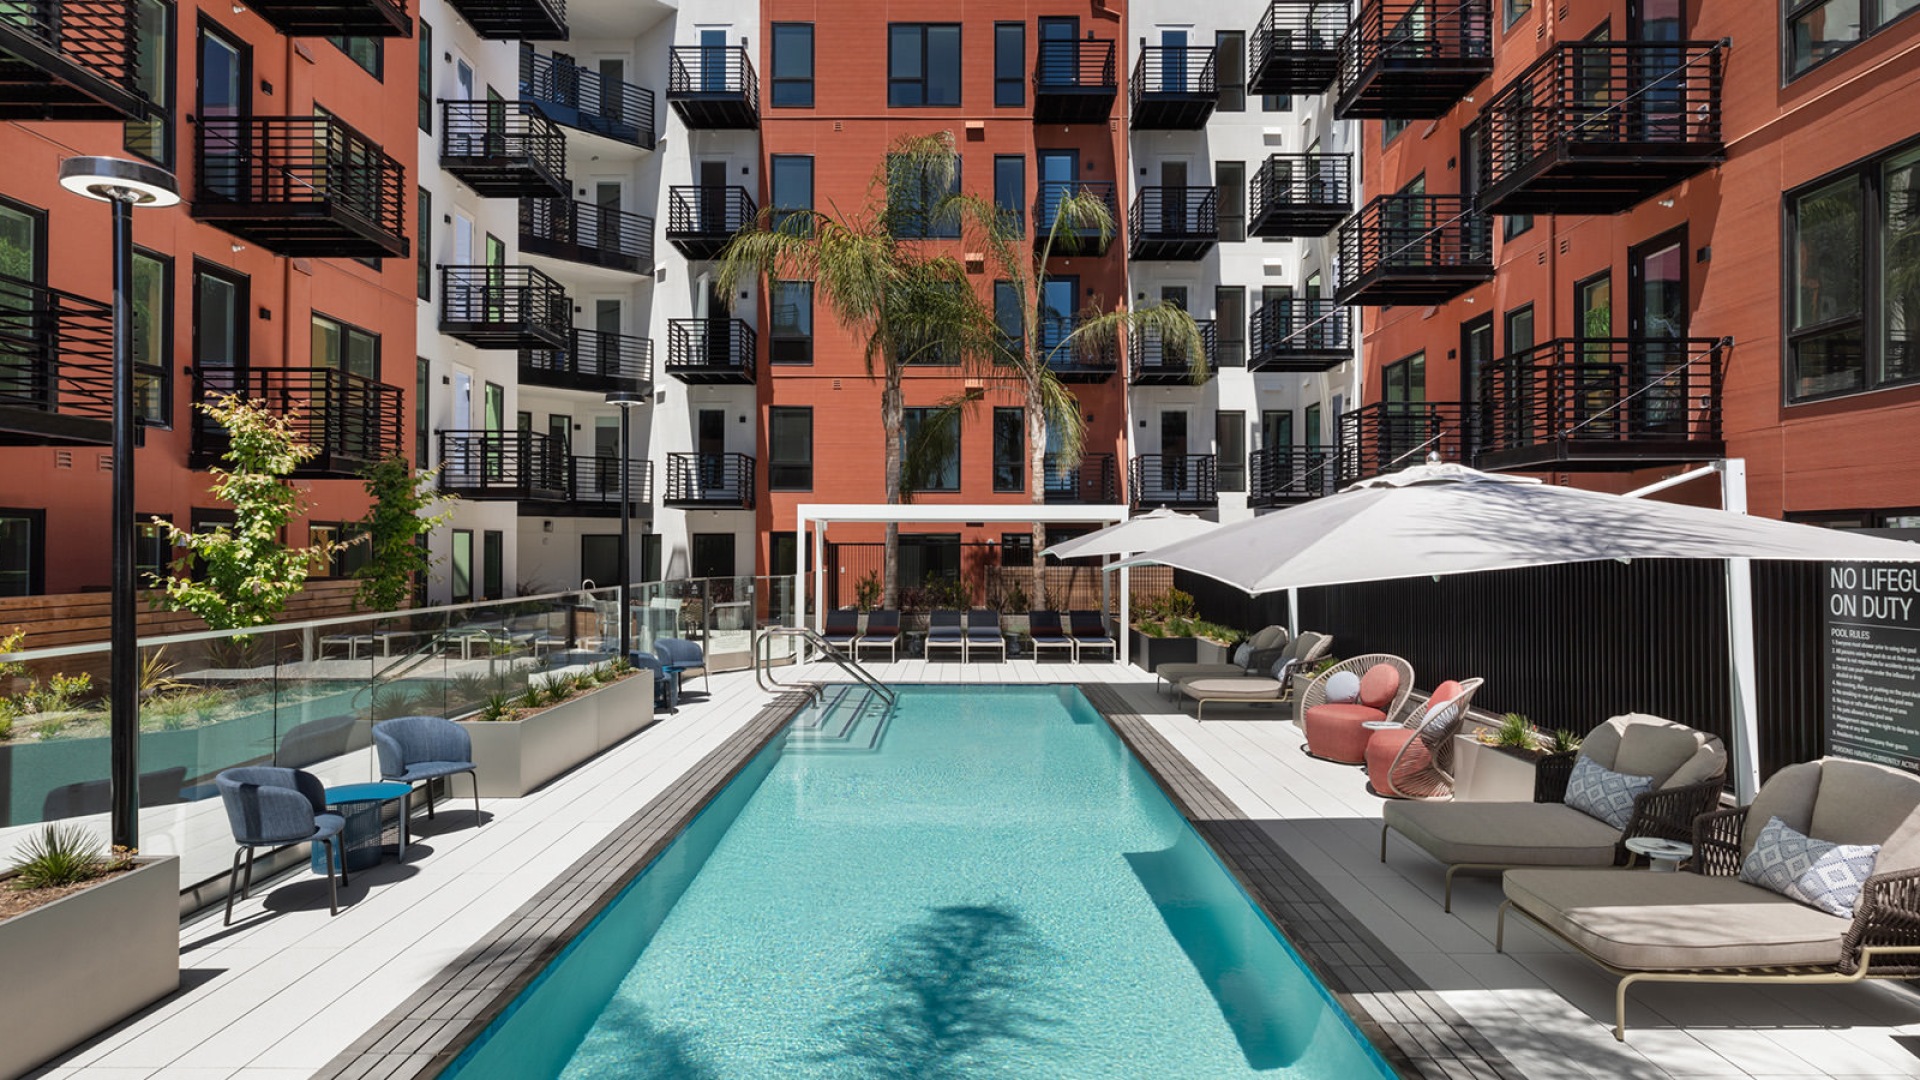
[1381,714,1726,911]
[1498,757,1920,1041]
[926,610,966,661]
[965,609,1006,662]
[1154,625,1292,694]
[1068,610,1116,660]
[1300,654,1417,763]
[821,608,860,653]
[1365,678,1485,799]
[855,609,901,662]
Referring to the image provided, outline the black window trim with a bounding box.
[417,19,432,133]
[0,507,46,597]
[192,259,250,382]
[1784,0,1920,83]
[326,34,383,80]
[768,405,814,491]
[311,310,382,374]
[887,22,963,109]
[131,246,173,430]
[992,405,1024,493]
[769,280,813,366]
[993,22,1025,107]
[124,0,177,168]
[771,22,815,108]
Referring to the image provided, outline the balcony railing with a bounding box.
[1032,316,1118,383]
[1477,337,1728,472]
[518,455,653,517]
[666,46,758,129]
[1335,0,1493,120]
[520,48,655,150]
[0,272,113,445]
[438,266,570,350]
[664,452,755,508]
[665,186,756,260]
[442,0,562,42]
[666,319,756,384]
[191,367,403,476]
[0,0,146,120]
[439,100,567,199]
[192,115,408,259]
[1130,454,1218,510]
[1251,298,1351,371]
[1251,0,1349,96]
[437,430,567,501]
[520,198,653,274]
[1129,186,1218,260]
[1044,453,1116,504]
[1130,44,1217,129]
[1129,321,1216,385]
[1250,153,1352,238]
[246,0,407,36]
[519,329,652,395]
[1250,445,1340,507]
[1034,37,1117,123]
[1033,181,1119,256]
[1339,401,1471,482]
[1336,194,1492,306]
[1479,40,1727,215]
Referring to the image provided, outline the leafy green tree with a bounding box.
[351,456,456,612]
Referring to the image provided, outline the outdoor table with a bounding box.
[313,781,412,874]
[1624,836,1693,873]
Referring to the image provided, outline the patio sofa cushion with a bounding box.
[1183,677,1283,701]
[1565,757,1656,829]
[1577,714,1723,790]
[1383,801,1625,868]
[1503,867,1851,971]
[1358,664,1401,709]
[1742,759,1920,871]
[1305,702,1386,726]
[1739,815,1880,919]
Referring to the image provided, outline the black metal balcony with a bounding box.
[1479,40,1727,215]
[666,319,755,384]
[667,46,757,129]
[439,100,567,199]
[1033,181,1119,256]
[1129,187,1218,260]
[1044,453,1116,505]
[664,452,754,509]
[1251,298,1351,372]
[0,0,146,120]
[1477,337,1728,472]
[1250,445,1340,507]
[437,430,568,501]
[438,266,570,350]
[666,186,755,260]
[518,455,653,518]
[1130,455,1217,510]
[1336,195,1492,306]
[1034,37,1116,123]
[1131,44,1216,129]
[1130,321,1215,385]
[520,48,654,150]
[519,329,651,395]
[1335,0,1492,120]
[192,116,408,259]
[442,0,562,42]
[247,0,408,36]
[0,273,113,446]
[1250,153,1352,238]
[1339,401,1471,481]
[191,367,403,476]
[1252,0,1348,96]
[520,198,653,274]
[1030,317,1118,383]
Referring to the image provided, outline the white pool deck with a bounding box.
[30,660,1920,1080]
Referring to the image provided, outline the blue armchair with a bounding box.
[654,638,709,694]
[373,716,480,827]
[629,650,679,713]
[215,766,347,925]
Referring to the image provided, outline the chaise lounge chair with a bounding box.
[821,608,860,654]
[965,609,1006,662]
[1498,757,1920,1041]
[1300,654,1417,763]
[1154,624,1292,694]
[1027,611,1078,661]
[1068,610,1116,661]
[855,609,901,662]
[1162,630,1331,699]
[926,610,967,661]
[1382,714,1726,910]
[1364,678,1485,799]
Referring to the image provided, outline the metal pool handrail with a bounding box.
[755,626,896,706]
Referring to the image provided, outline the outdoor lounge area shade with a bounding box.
[1044,507,1220,665]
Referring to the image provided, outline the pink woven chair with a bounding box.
[1300,654,1415,764]
[1366,678,1485,799]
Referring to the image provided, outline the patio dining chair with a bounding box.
[373,716,481,827]
[1027,611,1077,661]
[215,766,348,924]
[655,638,710,693]
[965,609,1006,662]
[926,610,967,661]
[855,609,901,662]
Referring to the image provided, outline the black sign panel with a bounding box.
[1825,562,1920,769]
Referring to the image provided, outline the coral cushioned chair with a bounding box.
[1301,654,1415,764]
[1366,678,1484,799]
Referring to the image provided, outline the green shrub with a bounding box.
[478,693,516,723]
[518,683,547,710]
[1546,727,1583,754]
[8,823,121,891]
[854,571,882,612]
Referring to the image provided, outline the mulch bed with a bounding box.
[0,866,134,922]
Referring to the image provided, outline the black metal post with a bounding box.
[109,195,138,851]
[617,403,632,661]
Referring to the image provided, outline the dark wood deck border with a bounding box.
[313,691,812,1080]
[1080,683,1526,1080]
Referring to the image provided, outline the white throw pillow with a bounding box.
[1233,642,1252,668]
[1323,670,1361,703]
[1563,756,1654,830]
[1740,815,1881,919]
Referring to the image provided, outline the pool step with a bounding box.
[784,684,894,753]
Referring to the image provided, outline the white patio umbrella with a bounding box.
[1117,461,1920,800]
[1043,508,1219,665]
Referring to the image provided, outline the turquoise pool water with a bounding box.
[445,685,1396,1079]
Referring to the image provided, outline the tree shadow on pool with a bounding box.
[812,903,1066,1079]
[563,994,720,1080]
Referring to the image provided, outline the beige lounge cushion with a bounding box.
[1159,663,1254,684]
[1384,800,1623,868]
[1579,714,1725,790]
[1248,625,1288,652]
[1505,868,1850,971]
[1183,677,1283,701]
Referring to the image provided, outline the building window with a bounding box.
[993,407,1023,492]
[769,406,813,490]
[416,186,431,300]
[482,530,503,600]
[415,356,429,467]
[994,22,1025,107]
[1261,92,1291,111]
[994,154,1024,236]
[887,154,961,238]
[135,514,172,586]
[1215,161,1245,242]
[1215,286,1245,367]
[888,23,962,107]
[131,250,170,428]
[124,0,173,166]
[581,534,617,589]
[769,154,813,234]
[902,406,960,491]
[451,530,473,603]
[0,510,43,596]
[417,20,431,132]
[1215,30,1245,112]
[1384,117,1410,145]
[771,23,814,107]
[1505,0,1532,27]
[1216,411,1246,492]
[1000,532,1033,567]
[312,314,379,376]
[1504,214,1534,239]
[327,35,381,78]
[1787,0,1920,78]
[994,280,1022,355]
[1504,303,1535,354]
[194,265,246,396]
[770,281,813,364]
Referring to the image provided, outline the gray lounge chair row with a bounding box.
[817,608,1115,662]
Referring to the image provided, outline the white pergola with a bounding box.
[795,503,1133,658]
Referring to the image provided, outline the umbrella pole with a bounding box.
[1288,588,1299,638]
[1119,562,1130,667]
[1719,459,1761,804]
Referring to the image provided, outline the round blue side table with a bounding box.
[313,781,412,874]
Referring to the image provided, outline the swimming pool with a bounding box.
[444,685,1396,1078]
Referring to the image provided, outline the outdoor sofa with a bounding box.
[1382,714,1726,910]
[1499,757,1920,1040]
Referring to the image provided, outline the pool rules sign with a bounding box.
[1826,563,1920,769]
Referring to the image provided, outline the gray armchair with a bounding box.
[655,637,709,693]
[373,716,480,827]
[215,766,347,925]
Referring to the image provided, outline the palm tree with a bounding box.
[714,133,1001,608]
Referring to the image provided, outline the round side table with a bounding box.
[314,781,413,874]
[1624,836,1694,873]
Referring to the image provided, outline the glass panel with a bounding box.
[771,24,814,107]
[994,23,1024,106]
[198,273,240,371]
[1215,411,1245,492]
[1215,31,1244,112]
[889,26,922,106]
[1216,161,1244,243]
[769,407,812,490]
[926,26,961,106]
[1794,176,1863,329]
[451,531,473,602]
[1883,147,1920,384]
[1789,0,1863,75]
[0,514,33,596]
[994,156,1024,235]
[124,0,170,163]
[770,155,813,233]
[1214,287,1244,367]
[131,253,167,423]
[993,407,1023,492]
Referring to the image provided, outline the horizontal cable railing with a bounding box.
[1129,186,1218,239]
[667,45,758,104]
[1251,445,1340,503]
[522,329,653,388]
[1252,153,1352,215]
[1035,37,1117,91]
[520,198,653,269]
[559,455,652,507]
[1130,454,1218,507]
[1044,453,1116,504]
[1338,194,1491,279]
[519,47,655,149]
[0,272,113,422]
[1478,337,1726,451]
[1,0,138,84]
[437,429,566,497]
[665,452,755,507]
[1130,320,1215,382]
[666,319,757,379]
[195,115,406,236]
[1339,401,1472,479]
[439,100,567,176]
[193,367,404,464]
[1132,44,1217,98]
[438,266,571,333]
[1341,0,1492,77]
[1251,298,1351,359]
[666,186,756,236]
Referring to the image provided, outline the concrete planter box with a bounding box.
[461,695,601,799]
[0,855,179,1079]
[591,673,654,751]
[1127,632,1233,672]
[1453,736,1542,802]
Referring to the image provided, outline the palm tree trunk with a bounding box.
[881,365,904,610]
[1026,376,1049,611]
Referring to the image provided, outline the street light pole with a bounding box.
[606,391,645,662]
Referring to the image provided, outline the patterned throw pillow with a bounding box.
[1563,756,1655,830]
[1739,815,1881,919]
[1234,642,1252,668]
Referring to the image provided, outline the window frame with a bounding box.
[1215,286,1246,367]
[124,0,176,167]
[1215,410,1246,492]
[130,247,172,429]
[768,406,814,491]
[417,19,432,133]
[310,311,381,376]
[992,406,1024,492]
[769,280,814,365]
[888,23,963,108]
[451,529,473,603]
[1214,30,1245,112]
[416,186,431,300]
[192,260,248,383]
[1505,0,1534,29]
[1785,0,1920,82]
[771,22,815,107]
[994,22,1025,107]
[769,154,814,234]
[887,154,962,239]
[993,154,1025,237]
[415,356,430,467]
[1215,160,1245,243]
[0,508,45,597]
[481,529,503,601]
[902,406,961,492]
[326,34,382,79]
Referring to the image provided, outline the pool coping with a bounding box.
[1080,684,1527,1080]
[310,690,813,1080]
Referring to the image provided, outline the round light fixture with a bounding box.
[58,156,180,208]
